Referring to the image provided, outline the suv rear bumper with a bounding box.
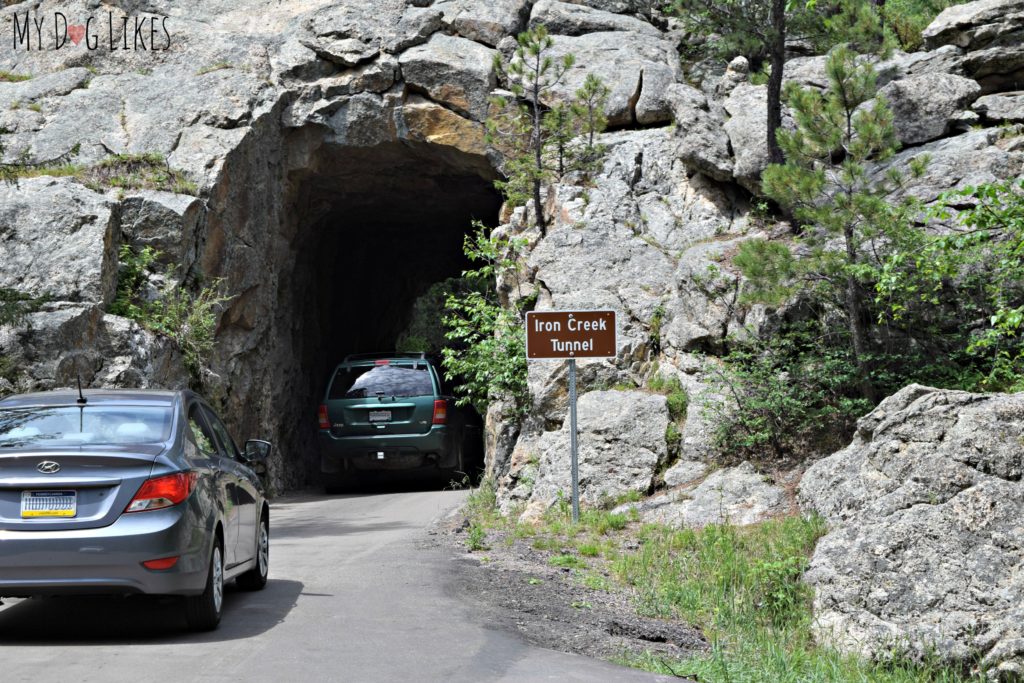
[318,425,457,472]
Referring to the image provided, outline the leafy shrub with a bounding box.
[0,287,49,328]
[442,224,532,416]
[110,245,159,318]
[110,245,230,386]
[877,180,1024,393]
[881,0,969,51]
[705,323,871,462]
[466,523,488,551]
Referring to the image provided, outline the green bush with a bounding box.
[110,245,230,386]
[0,287,49,328]
[705,323,871,462]
[442,224,532,416]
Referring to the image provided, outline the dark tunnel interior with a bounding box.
[285,141,502,485]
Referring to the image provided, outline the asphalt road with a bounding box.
[0,487,671,682]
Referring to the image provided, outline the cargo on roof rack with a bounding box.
[341,352,428,362]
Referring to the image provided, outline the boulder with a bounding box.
[713,56,749,100]
[0,178,118,305]
[530,0,661,36]
[973,91,1024,122]
[664,236,765,353]
[398,34,497,121]
[922,0,1024,51]
[665,83,733,181]
[922,0,1024,94]
[618,462,787,527]
[398,96,487,156]
[380,8,444,54]
[662,459,708,487]
[530,390,669,506]
[435,0,531,47]
[723,83,786,193]
[543,31,681,126]
[800,385,1024,678]
[877,73,981,146]
[119,191,206,268]
[872,127,1024,205]
[876,46,968,86]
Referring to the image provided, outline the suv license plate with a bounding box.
[21,490,77,518]
[368,410,392,423]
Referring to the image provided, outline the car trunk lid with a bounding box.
[0,445,163,531]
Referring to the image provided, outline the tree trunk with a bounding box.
[844,228,877,403]
[532,56,547,235]
[766,0,786,166]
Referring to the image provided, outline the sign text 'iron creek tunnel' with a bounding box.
[525,310,617,360]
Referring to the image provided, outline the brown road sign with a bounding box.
[525,310,617,360]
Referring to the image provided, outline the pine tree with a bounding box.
[490,25,575,234]
[670,0,892,165]
[738,45,921,402]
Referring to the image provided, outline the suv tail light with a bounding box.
[432,400,448,425]
[126,472,197,513]
[318,404,330,430]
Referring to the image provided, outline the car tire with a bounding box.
[237,514,269,591]
[442,438,466,484]
[185,541,224,631]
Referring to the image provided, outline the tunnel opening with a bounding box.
[281,139,502,488]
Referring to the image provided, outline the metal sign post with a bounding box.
[524,310,617,526]
[568,358,579,523]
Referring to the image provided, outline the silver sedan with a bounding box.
[0,389,271,631]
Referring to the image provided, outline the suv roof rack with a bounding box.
[342,351,428,363]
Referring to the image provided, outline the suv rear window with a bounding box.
[329,364,434,399]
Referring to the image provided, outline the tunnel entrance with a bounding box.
[282,139,502,486]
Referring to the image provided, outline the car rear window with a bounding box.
[329,364,434,399]
[0,406,174,447]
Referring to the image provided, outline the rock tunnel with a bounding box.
[232,134,502,488]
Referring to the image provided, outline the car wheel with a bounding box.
[237,514,269,591]
[185,541,224,631]
[442,438,466,484]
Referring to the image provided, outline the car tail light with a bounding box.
[142,556,179,570]
[318,404,330,430]
[374,359,390,365]
[125,472,197,513]
[432,400,447,425]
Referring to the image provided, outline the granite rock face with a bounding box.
[877,72,981,145]
[800,385,1024,679]
[617,462,787,528]
[922,0,1024,93]
[529,390,669,507]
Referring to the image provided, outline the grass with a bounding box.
[612,518,982,682]
[8,152,199,196]
[196,61,233,76]
[0,70,31,82]
[462,481,982,682]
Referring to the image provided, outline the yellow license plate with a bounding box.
[21,490,77,518]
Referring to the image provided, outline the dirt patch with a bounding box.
[430,513,707,679]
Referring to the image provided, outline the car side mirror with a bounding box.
[244,439,272,464]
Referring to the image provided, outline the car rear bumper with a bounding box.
[318,425,456,472]
[0,502,211,598]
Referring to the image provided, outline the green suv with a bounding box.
[317,353,474,492]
